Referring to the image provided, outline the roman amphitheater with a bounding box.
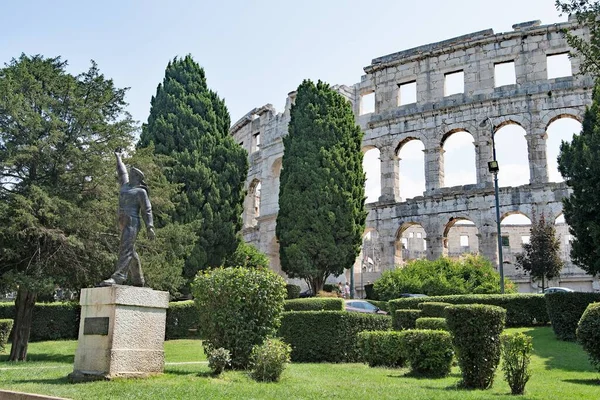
[230,16,600,295]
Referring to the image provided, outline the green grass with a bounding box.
[0,327,597,399]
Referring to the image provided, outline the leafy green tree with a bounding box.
[0,55,135,360]
[556,1,600,76]
[139,55,248,282]
[373,255,515,301]
[276,80,366,294]
[223,241,270,269]
[516,215,563,291]
[558,81,600,277]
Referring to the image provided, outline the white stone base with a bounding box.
[70,285,169,381]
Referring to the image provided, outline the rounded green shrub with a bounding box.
[356,331,405,368]
[418,302,452,318]
[285,284,301,299]
[577,302,600,372]
[415,317,448,331]
[250,338,291,382]
[0,319,14,352]
[500,332,533,395]
[207,347,231,376]
[399,329,454,377]
[393,309,421,330]
[546,292,600,341]
[446,304,506,389]
[192,267,287,369]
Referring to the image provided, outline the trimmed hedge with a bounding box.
[279,311,392,363]
[576,302,600,371]
[418,302,451,318]
[446,304,506,389]
[393,310,421,330]
[356,331,405,368]
[285,284,301,299]
[283,298,344,311]
[0,319,14,352]
[399,329,454,377]
[0,300,203,342]
[546,292,600,341]
[415,317,448,331]
[388,294,548,327]
[165,301,201,339]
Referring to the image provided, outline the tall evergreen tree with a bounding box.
[276,80,367,294]
[0,55,136,360]
[558,81,600,277]
[515,215,564,291]
[139,56,248,280]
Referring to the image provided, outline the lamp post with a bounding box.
[481,117,505,294]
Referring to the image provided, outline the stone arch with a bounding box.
[362,145,381,203]
[395,221,427,265]
[271,157,283,178]
[493,121,530,187]
[443,216,479,257]
[542,109,585,130]
[396,138,425,200]
[545,114,583,182]
[499,212,532,267]
[441,128,476,187]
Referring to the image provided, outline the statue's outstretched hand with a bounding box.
[147,227,156,241]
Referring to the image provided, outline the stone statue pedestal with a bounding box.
[69,285,169,382]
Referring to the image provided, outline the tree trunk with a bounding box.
[9,287,37,361]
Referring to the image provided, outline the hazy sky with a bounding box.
[3,0,583,222]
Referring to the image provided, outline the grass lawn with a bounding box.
[0,327,598,399]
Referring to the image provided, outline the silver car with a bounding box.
[543,287,575,294]
[345,300,388,315]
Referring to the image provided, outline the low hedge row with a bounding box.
[0,300,203,341]
[546,292,600,341]
[0,319,14,352]
[388,294,548,327]
[393,310,421,330]
[356,331,405,368]
[415,317,448,331]
[278,310,392,362]
[418,302,451,318]
[283,298,344,311]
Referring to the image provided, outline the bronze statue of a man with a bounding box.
[100,151,155,287]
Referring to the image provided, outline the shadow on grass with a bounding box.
[563,378,600,386]
[520,327,594,372]
[0,353,74,363]
[11,376,70,385]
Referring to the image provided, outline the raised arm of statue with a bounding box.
[115,151,129,185]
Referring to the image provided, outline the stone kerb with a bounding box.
[69,285,169,382]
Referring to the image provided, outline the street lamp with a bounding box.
[480,117,505,294]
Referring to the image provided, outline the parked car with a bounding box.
[543,287,575,294]
[399,293,428,298]
[299,289,314,298]
[345,300,388,315]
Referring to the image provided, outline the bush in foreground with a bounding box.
[285,284,301,299]
[446,304,506,389]
[207,347,231,376]
[0,319,14,352]
[393,310,421,330]
[501,332,533,395]
[546,292,600,341]
[250,338,291,382]
[577,302,600,372]
[356,331,405,368]
[415,317,448,331]
[399,329,454,378]
[192,267,287,369]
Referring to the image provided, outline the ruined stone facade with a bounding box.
[230,17,600,293]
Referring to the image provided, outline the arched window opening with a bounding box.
[442,130,476,187]
[363,147,381,203]
[444,218,479,257]
[395,223,427,266]
[546,117,582,183]
[494,124,529,187]
[398,139,425,200]
[500,213,532,265]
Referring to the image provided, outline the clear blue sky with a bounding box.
[3,0,567,126]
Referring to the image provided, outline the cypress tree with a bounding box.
[558,80,600,277]
[515,215,564,291]
[276,80,367,294]
[139,55,248,279]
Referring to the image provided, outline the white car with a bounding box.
[543,287,575,294]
